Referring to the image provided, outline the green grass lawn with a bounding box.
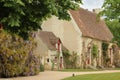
[113,68,120,70]
[59,68,120,72]
[59,69,100,72]
[62,72,120,80]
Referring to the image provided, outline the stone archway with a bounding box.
[108,43,119,68]
[87,46,91,65]
[112,44,120,67]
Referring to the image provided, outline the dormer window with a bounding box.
[55,39,61,52]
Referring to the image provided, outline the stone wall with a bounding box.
[82,37,102,68]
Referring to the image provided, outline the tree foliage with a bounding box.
[106,20,120,47]
[100,0,120,21]
[100,0,120,49]
[0,0,82,39]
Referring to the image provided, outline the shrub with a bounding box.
[40,63,44,72]
[22,53,40,76]
[63,50,78,69]
[0,30,40,77]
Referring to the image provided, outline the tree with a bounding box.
[0,0,82,39]
[100,0,120,49]
[106,20,120,47]
[100,0,120,21]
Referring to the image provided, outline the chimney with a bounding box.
[93,9,95,13]
[92,8,102,14]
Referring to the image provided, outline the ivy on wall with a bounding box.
[102,42,109,67]
[91,44,98,58]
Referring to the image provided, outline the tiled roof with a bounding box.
[39,31,67,51]
[70,8,113,41]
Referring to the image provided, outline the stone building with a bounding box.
[41,8,113,68]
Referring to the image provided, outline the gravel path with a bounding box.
[0,70,120,80]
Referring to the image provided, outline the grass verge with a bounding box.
[62,72,120,80]
[59,69,100,72]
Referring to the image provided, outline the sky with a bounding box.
[81,0,104,11]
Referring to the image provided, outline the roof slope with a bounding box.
[39,31,67,51]
[70,8,113,41]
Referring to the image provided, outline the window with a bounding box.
[47,58,49,62]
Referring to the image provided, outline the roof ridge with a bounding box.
[69,8,113,41]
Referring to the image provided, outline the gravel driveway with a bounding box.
[0,70,120,80]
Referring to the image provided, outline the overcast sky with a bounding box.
[81,0,104,11]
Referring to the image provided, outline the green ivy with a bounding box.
[102,42,109,66]
[91,44,98,58]
[102,42,109,57]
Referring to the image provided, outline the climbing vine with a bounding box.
[91,44,98,58]
[102,42,109,67]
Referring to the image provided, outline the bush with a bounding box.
[40,63,44,72]
[63,50,78,69]
[0,30,40,77]
[22,53,40,76]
